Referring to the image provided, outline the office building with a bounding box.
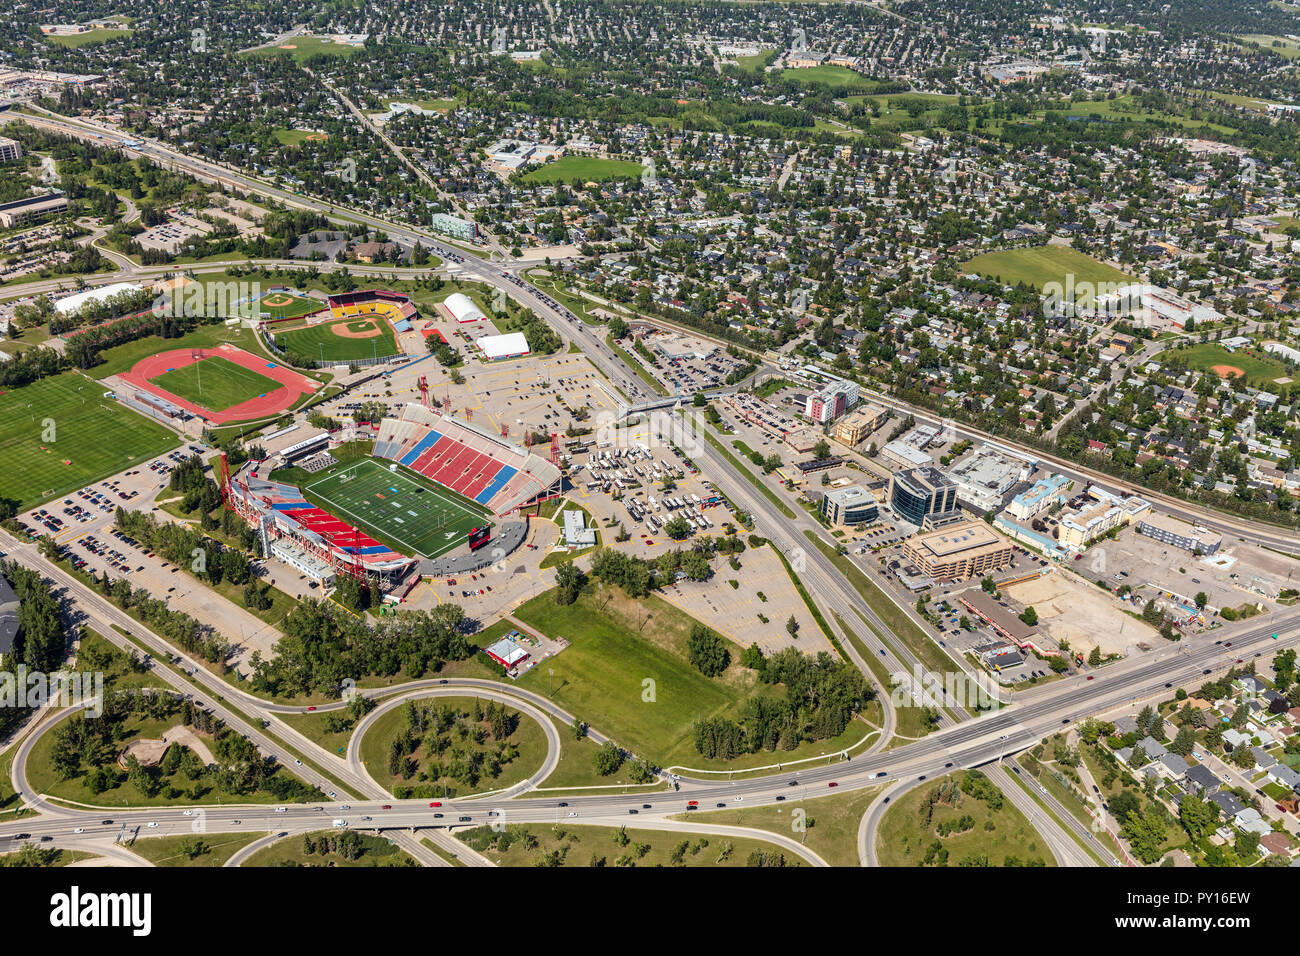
[888,466,959,528]
[900,521,1016,582]
[821,485,879,527]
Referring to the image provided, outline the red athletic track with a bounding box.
[120,344,320,424]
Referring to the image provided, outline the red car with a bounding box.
[828,782,838,788]
[1085,676,1094,681]
[306,706,317,711]
[686,800,698,806]
[429,801,442,808]
[381,804,392,810]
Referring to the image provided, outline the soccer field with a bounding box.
[0,373,180,510]
[304,459,492,559]
[149,356,283,412]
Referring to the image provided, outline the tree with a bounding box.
[1088,646,1102,667]
[1194,591,1208,609]
[785,615,799,639]
[663,516,691,540]
[687,624,730,677]
[813,439,831,459]
[1019,606,1038,626]
[593,740,624,776]
[554,562,583,605]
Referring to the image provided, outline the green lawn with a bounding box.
[780,66,878,90]
[87,322,271,380]
[127,831,269,867]
[357,696,549,797]
[303,457,491,559]
[273,318,401,363]
[271,129,326,148]
[960,245,1133,303]
[513,583,874,772]
[519,156,643,185]
[877,770,1055,867]
[43,28,132,48]
[0,372,179,510]
[242,830,417,867]
[458,823,803,867]
[1155,341,1289,386]
[148,356,283,412]
[25,711,317,809]
[673,784,885,867]
[1237,34,1300,60]
[244,36,368,64]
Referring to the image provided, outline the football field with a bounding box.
[304,458,492,559]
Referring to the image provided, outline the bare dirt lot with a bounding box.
[1005,569,1161,657]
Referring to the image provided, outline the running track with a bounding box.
[120,344,320,424]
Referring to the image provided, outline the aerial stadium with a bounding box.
[224,404,562,593]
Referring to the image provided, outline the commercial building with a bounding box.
[1057,488,1150,550]
[888,466,960,528]
[562,509,597,547]
[429,213,478,242]
[947,444,1033,514]
[1004,474,1071,522]
[834,403,888,446]
[820,485,879,527]
[53,281,144,316]
[900,521,1016,582]
[881,439,933,470]
[484,637,530,670]
[0,137,22,163]
[958,589,1043,651]
[0,193,67,228]
[1137,512,1222,555]
[805,380,859,424]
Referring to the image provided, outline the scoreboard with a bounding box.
[468,526,492,550]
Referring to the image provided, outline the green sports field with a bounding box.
[1155,342,1289,386]
[0,373,179,510]
[247,291,322,320]
[519,156,643,184]
[960,245,1133,305]
[149,357,282,412]
[274,319,401,363]
[304,459,491,559]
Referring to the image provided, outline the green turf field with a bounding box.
[1155,342,1289,386]
[243,36,367,64]
[0,373,179,510]
[519,156,643,184]
[304,458,491,559]
[274,319,401,363]
[960,245,1133,304]
[249,292,322,320]
[148,356,282,412]
[43,28,132,48]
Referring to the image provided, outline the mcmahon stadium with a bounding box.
[224,404,561,597]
